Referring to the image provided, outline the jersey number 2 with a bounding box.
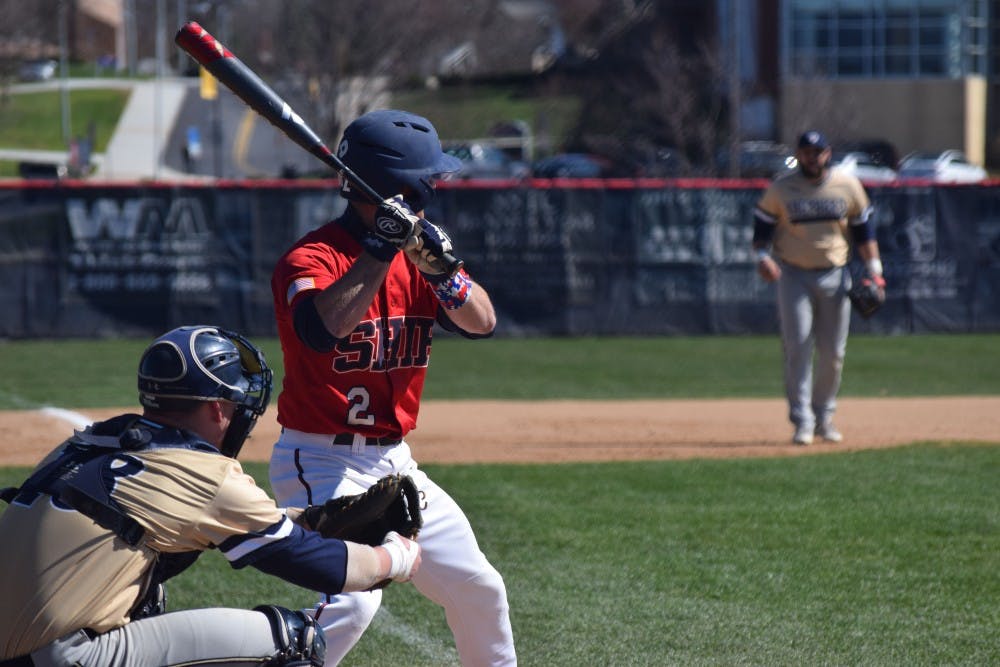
[347,386,374,426]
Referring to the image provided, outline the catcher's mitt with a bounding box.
[848,272,886,318]
[301,474,423,546]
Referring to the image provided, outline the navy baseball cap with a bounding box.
[798,130,828,150]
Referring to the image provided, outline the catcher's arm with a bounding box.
[282,509,421,590]
[296,474,425,589]
[344,532,421,589]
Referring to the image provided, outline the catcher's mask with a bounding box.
[336,109,461,212]
[137,325,272,457]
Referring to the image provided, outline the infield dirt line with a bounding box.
[3,397,997,466]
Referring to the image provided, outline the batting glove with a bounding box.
[373,195,419,248]
[360,232,400,263]
[381,531,421,582]
[405,219,454,275]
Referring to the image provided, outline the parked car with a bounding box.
[716,141,797,178]
[897,150,987,183]
[17,161,67,179]
[831,151,898,183]
[839,139,900,171]
[629,146,687,177]
[531,153,614,178]
[443,142,530,179]
[18,58,57,82]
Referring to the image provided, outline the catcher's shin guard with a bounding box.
[254,605,326,666]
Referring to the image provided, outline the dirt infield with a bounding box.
[2,397,998,466]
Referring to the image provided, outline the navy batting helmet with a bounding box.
[336,109,461,212]
[138,325,272,457]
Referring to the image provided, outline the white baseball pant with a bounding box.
[269,430,517,666]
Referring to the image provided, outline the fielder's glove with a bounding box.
[849,272,886,318]
[301,473,424,547]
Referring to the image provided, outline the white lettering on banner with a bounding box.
[634,269,701,304]
[977,219,1000,261]
[635,189,757,265]
[479,191,540,251]
[902,260,958,299]
[64,197,215,295]
[882,214,936,263]
[707,270,772,302]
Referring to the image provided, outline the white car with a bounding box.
[897,150,987,183]
[831,151,897,183]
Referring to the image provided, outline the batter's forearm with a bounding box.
[314,257,390,338]
[443,282,496,335]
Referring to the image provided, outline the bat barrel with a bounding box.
[176,21,464,275]
[175,23,326,151]
[174,21,231,64]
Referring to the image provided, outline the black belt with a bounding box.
[332,433,402,447]
[0,655,35,666]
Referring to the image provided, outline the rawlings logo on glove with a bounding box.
[373,195,419,247]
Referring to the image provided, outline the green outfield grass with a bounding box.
[1,334,998,665]
[1,445,997,666]
[0,334,997,409]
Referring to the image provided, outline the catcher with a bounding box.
[0,325,420,667]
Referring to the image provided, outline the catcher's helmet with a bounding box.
[137,325,272,457]
[336,109,461,211]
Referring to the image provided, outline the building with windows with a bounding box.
[778,0,991,166]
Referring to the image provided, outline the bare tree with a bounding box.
[553,2,726,175]
[0,0,60,103]
[633,37,727,174]
[782,77,867,146]
[220,0,504,142]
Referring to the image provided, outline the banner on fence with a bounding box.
[0,181,996,338]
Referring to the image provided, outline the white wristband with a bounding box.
[866,258,883,277]
[755,249,771,263]
[382,531,420,582]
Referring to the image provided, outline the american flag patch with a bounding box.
[286,276,316,305]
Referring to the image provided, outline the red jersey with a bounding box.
[271,214,442,437]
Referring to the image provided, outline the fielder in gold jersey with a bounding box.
[0,325,421,667]
[752,131,886,445]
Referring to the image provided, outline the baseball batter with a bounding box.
[268,109,516,666]
[752,131,886,445]
[0,326,420,666]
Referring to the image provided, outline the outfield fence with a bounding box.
[1,178,998,338]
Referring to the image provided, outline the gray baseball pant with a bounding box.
[28,608,279,667]
[776,262,852,431]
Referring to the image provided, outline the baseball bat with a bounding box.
[174,21,463,276]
